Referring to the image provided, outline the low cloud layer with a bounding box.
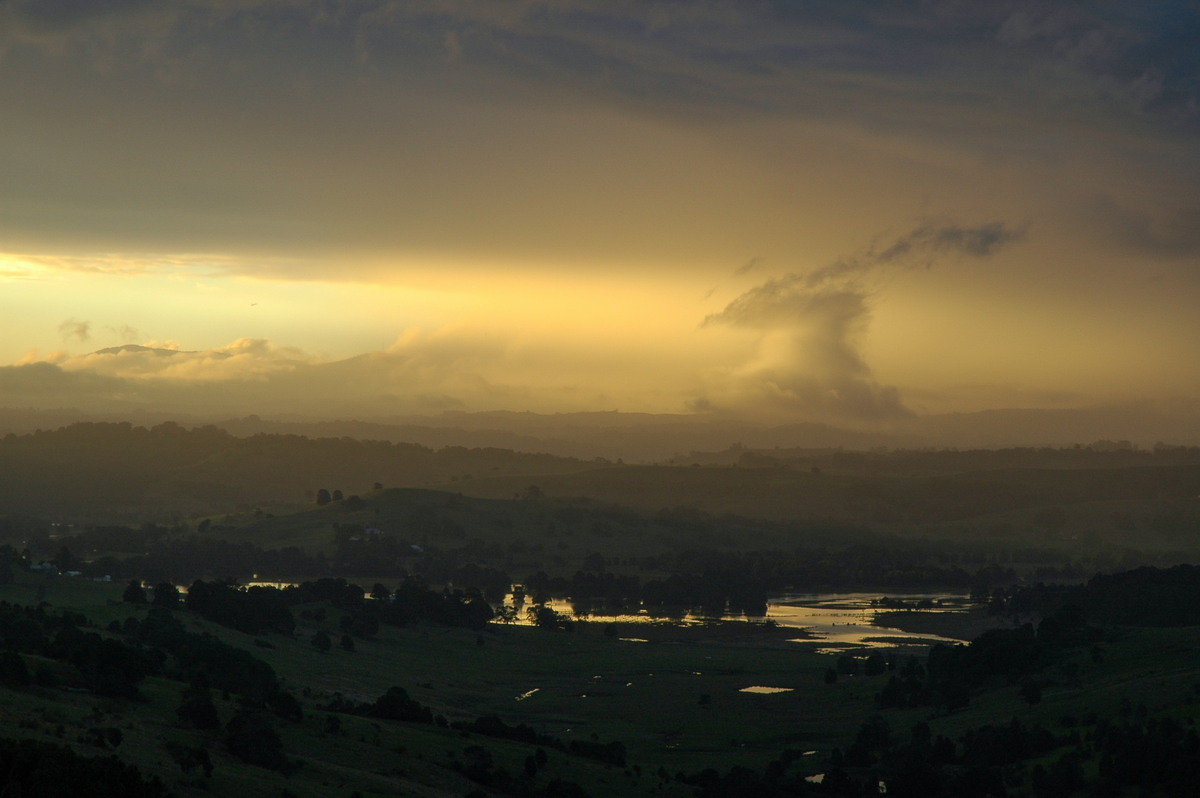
[701,222,1024,421]
[0,328,676,419]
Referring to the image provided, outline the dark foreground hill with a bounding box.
[1,562,1200,796]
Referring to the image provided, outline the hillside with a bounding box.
[2,423,1197,559]
[0,422,600,522]
[1,566,1199,796]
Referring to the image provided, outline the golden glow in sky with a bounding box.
[1,2,1197,437]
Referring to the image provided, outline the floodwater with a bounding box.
[223,579,970,650]
[765,592,970,651]
[497,590,972,650]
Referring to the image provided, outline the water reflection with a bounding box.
[494,590,971,649]
[768,592,969,651]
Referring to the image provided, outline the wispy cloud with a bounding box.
[735,256,764,276]
[57,318,90,342]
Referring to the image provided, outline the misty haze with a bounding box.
[1,2,1199,797]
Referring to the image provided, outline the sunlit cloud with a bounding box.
[700,222,1024,421]
[0,2,1195,430]
[56,339,312,383]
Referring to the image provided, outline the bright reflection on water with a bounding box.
[767,592,969,651]
[495,591,971,649]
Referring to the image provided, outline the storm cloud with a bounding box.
[1,3,1196,425]
[702,222,1023,420]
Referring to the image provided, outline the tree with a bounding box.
[268,689,303,722]
[1020,680,1043,706]
[316,489,332,506]
[152,582,181,609]
[0,650,30,686]
[332,489,344,502]
[311,630,332,652]
[528,605,564,630]
[371,686,434,724]
[164,741,213,778]
[123,580,147,604]
[52,544,73,572]
[226,709,289,771]
[177,679,220,730]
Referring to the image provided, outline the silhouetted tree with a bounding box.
[52,544,73,572]
[1020,680,1043,706]
[152,582,180,609]
[177,679,220,730]
[226,708,289,771]
[0,650,30,686]
[122,580,147,604]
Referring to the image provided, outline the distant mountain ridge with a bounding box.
[91,345,230,358]
[0,403,1196,462]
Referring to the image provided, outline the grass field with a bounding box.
[5,566,1200,797]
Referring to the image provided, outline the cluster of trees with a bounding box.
[142,577,495,642]
[988,564,1200,627]
[324,686,625,789]
[326,685,438,725]
[454,715,626,768]
[0,591,297,714]
[875,606,1098,712]
[0,601,157,698]
[281,576,493,631]
[0,589,306,777]
[684,705,1199,797]
[692,659,1197,796]
[184,580,296,635]
[0,738,170,797]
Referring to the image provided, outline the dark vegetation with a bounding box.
[0,419,1199,795]
[0,737,170,797]
[2,559,1200,795]
[0,421,597,521]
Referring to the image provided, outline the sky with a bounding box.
[1,1,1198,430]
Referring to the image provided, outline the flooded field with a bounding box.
[765,592,972,651]
[498,590,975,650]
